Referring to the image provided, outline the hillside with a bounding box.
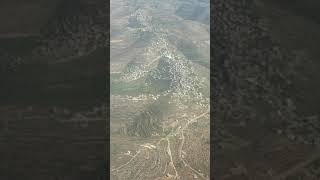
[110,0,210,179]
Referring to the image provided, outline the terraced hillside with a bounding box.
[110,0,210,179]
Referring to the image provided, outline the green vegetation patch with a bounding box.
[111,75,148,96]
[177,39,209,66]
[167,36,209,67]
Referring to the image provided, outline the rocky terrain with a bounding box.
[111,0,210,179]
[2,0,319,179]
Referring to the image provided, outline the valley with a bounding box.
[110,0,210,179]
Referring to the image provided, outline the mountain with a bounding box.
[110,0,210,179]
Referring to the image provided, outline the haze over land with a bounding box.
[110,0,210,179]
